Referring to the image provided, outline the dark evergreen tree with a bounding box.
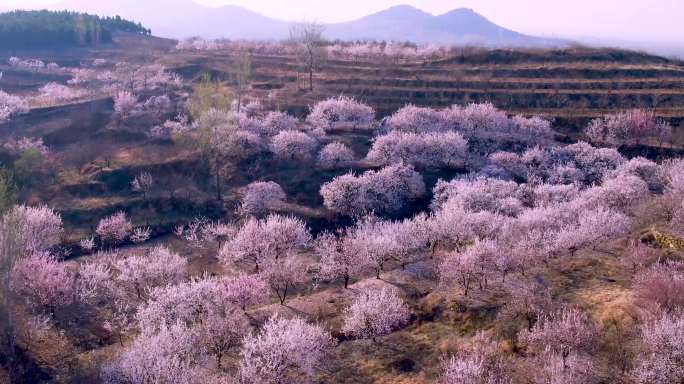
[0,10,150,49]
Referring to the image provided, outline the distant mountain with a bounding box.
[326,5,561,46]
[38,1,563,47]
[49,0,290,40]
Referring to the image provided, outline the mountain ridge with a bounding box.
[6,1,564,47]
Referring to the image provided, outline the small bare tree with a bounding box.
[289,22,326,92]
[232,51,252,113]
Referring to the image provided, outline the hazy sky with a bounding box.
[2,0,682,43]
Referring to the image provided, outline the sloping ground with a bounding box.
[3,40,684,239]
[32,197,674,383]
[164,47,684,132]
[2,39,683,383]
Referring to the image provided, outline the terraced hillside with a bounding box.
[3,35,684,384]
[2,38,684,239]
[167,47,684,133]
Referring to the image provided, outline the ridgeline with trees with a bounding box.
[0,10,150,49]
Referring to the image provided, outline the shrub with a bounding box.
[317,142,355,169]
[307,96,375,130]
[320,163,425,216]
[239,181,287,216]
[367,131,468,169]
[269,131,318,161]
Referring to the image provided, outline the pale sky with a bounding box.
[2,0,682,43]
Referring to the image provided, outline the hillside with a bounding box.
[165,43,684,137]
[0,10,150,48]
[51,0,290,40]
[0,36,683,383]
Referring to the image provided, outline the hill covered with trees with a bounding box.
[0,10,150,49]
[0,36,683,383]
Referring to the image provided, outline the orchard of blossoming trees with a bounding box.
[176,38,453,62]
[3,42,684,383]
[0,91,29,123]
[585,109,673,147]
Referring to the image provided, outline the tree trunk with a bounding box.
[308,54,314,91]
[279,285,288,305]
[215,165,222,201]
[309,68,313,91]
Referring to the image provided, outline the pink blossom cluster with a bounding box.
[317,142,355,169]
[222,273,269,311]
[175,37,222,51]
[35,82,84,105]
[314,231,359,288]
[269,130,318,161]
[74,247,187,310]
[485,142,626,185]
[102,321,207,384]
[443,102,510,133]
[0,90,29,122]
[320,163,426,216]
[220,214,311,272]
[239,181,287,216]
[4,204,63,254]
[10,251,74,311]
[174,217,236,250]
[261,111,299,135]
[367,131,468,169]
[432,176,523,214]
[176,38,298,55]
[439,333,511,384]
[633,312,684,384]
[385,102,553,142]
[130,227,151,244]
[342,287,409,341]
[8,57,45,70]
[135,276,226,331]
[429,173,639,281]
[112,246,187,301]
[242,100,265,118]
[239,315,335,383]
[331,214,430,279]
[150,114,191,139]
[113,91,140,118]
[79,62,182,94]
[96,211,133,246]
[3,136,49,156]
[586,109,672,146]
[307,96,375,130]
[327,41,448,61]
[633,261,684,313]
[385,104,450,133]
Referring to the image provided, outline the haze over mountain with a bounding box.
[47,0,290,40]
[326,5,559,46]
[37,0,562,47]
